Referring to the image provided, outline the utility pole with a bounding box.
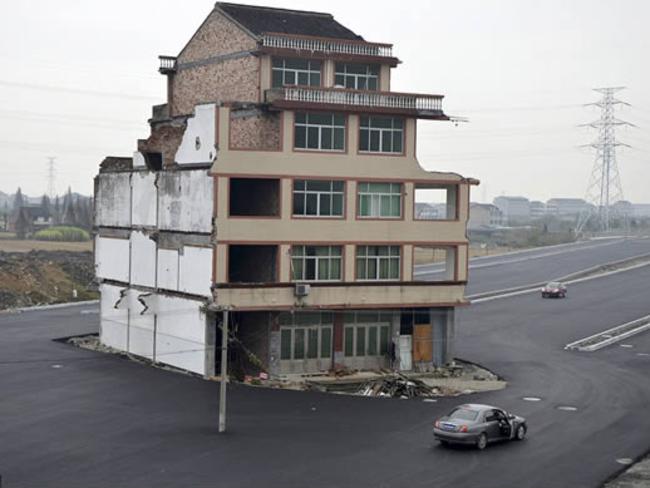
[46,157,57,199]
[576,87,633,235]
[219,309,229,433]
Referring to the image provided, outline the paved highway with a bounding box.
[1,242,649,487]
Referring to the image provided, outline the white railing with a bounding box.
[158,55,177,72]
[272,87,443,112]
[261,34,393,58]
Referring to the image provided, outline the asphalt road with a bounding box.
[1,241,649,487]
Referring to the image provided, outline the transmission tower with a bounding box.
[576,87,633,235]
[46,157,56,199]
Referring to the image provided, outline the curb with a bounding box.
[565,314,650,352]
[0,300,99,315]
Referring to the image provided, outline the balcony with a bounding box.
[259,33,398,65]
[265,87,447,119]
[158,55,177,74]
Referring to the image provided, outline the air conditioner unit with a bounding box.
[294,283,311,297]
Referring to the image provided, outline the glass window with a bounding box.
[294,328,305,359]
[356,245,401,280]
[334,63,379,90]
[280,329,292,360]
[344,327,354,357]
[278,313,333,362]
[359,116,404,153]
[321,327,332,358]
[357,182,402,218]
[272,58,321,87]
[293,180,344,217]
[291,245,342,281]
[294,113,346,151]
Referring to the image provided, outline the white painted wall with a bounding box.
[155,294,207,374]
[175,103,217,165]
[95,173,131,227]
[127,289,155,360]
[133,150,147,169]
[157,248,179,291]
[158,170,213,233]
[131,171,157,227]
[99,284,128,350]
[179,246,212,297]
[129,231,156,288]
[95,236,130,282]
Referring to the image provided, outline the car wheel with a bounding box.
[476,433,488,450]
[542,293,547,298]
[439,440,449,447]
[515,425,526,441]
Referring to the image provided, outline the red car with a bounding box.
[541,281,567,298]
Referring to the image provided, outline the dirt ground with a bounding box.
[0,250,97,310]
[0,236,93,253]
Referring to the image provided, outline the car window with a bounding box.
[448,408,479,421]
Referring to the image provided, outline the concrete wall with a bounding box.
[158,171,214,233]
[99,286,211,375]
[175,104,217,165]
[95,236,130,282]
[96,173,131,227]
[131,171,157,227]
[129,230,156,288]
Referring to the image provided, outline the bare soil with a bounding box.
[0,237,92,253]
[0,250,97,310]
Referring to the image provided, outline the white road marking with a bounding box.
[557,406,578,412]
[616,458,634,465]
[522,397,542,402]
[51,364,63,369]
[619,344,634,348]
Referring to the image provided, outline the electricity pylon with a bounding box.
[576,87,633,235]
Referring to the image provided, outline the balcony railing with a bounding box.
[267,87,444,115]
[158,55,177,74]
[260,33,394,58]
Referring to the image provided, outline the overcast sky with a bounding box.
[1,0,648,203]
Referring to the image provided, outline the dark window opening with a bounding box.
[229,178,280,217]
[228,245,278,283]
[144,152,163,171]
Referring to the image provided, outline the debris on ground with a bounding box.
[358,373,444,398]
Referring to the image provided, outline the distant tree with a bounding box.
[40,194,52,221]
[13,187,24,211]
[62,187,77,226]
[53,196,61,224]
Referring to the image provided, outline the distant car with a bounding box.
[541,281,567,298]
[433,404,527,450]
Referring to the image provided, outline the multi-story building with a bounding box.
[546,198,590,218]
[493,196,530,225]
[529,200,546,220]
[94,2,477,378]
[468,203,504,229]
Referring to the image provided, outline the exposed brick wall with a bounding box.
[138,121,186,168]
[177,10,257,63]
[171,57,259,116]
[229,110,282,151]
[170,10,260,116]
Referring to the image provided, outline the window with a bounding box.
[293,180,344,217]
[357,182,402,218]
[359,116,404,153]
[294,113,346,151]
[229,178,280,217]
[356,245,401,280]
[334,63,379,90]
[291,245,342,281]
[343,311,392,357]
[272,58,321,87]
[278,312,333,361]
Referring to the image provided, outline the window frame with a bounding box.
[343,312,392,358]
[279,312,333,362]
[271,57,322,88]
[356,182,403,219]
[292,179,345,219]
[293,112,347,152]
[291,245,343,282]
[355,245,402,281]
[358,115,405,155]
[334,62,380,91]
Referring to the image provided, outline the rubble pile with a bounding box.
[358,374,444,398]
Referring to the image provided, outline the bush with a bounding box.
[33,226,90,242]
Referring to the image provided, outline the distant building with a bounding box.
[8,205,52,238]
[546,198,590,217]
[632,204,650,218]
[529,200,546,220]
[469,203,503,229]
[493,196,530,224]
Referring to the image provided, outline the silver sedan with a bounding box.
[433,403,527,450]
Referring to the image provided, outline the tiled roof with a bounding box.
[216,2,363,40]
